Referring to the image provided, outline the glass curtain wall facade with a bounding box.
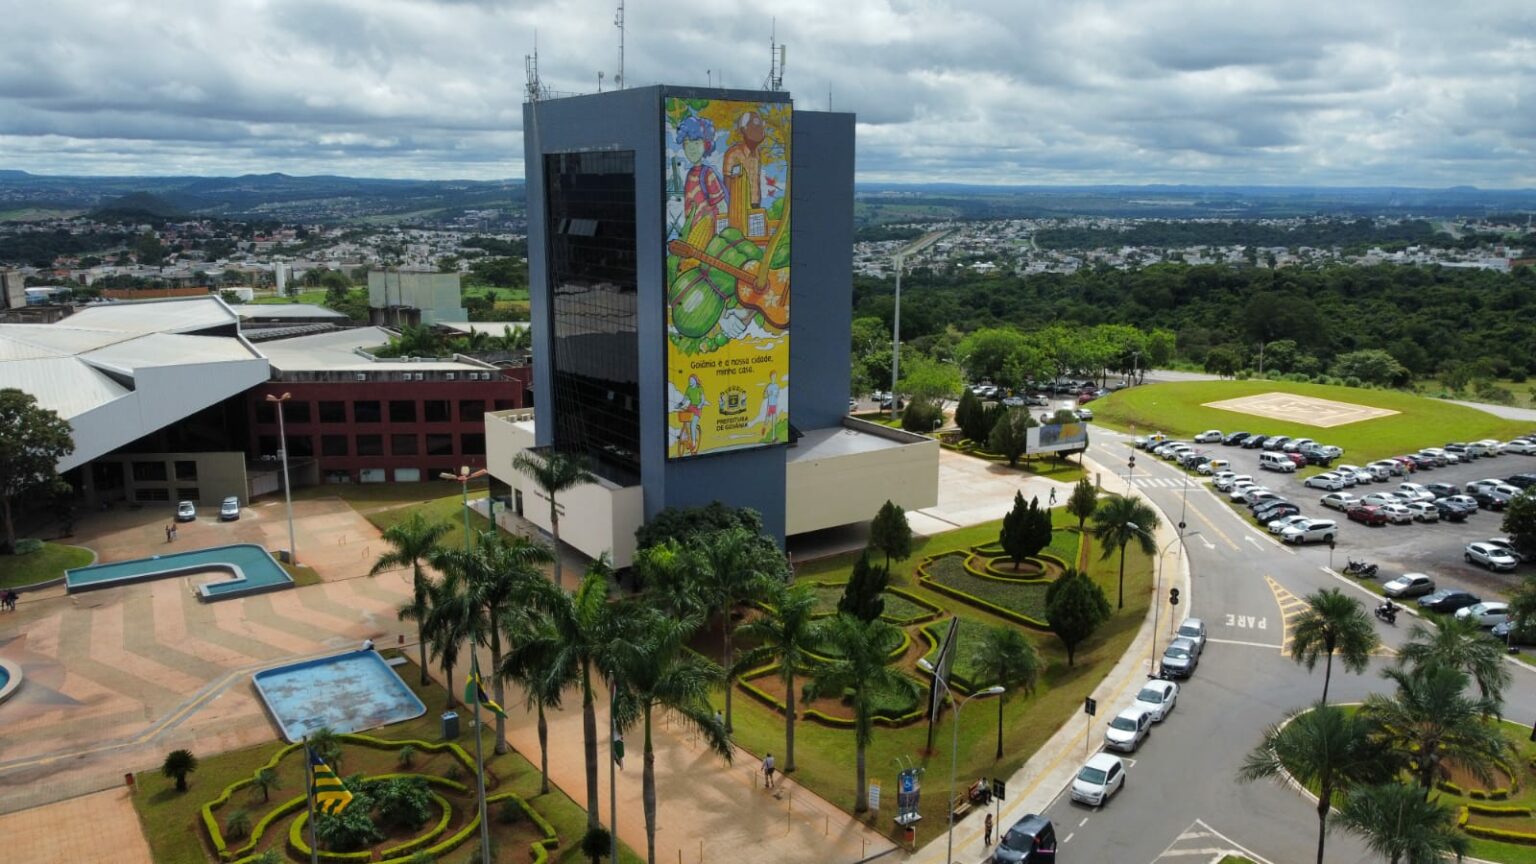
[543,150,641,483]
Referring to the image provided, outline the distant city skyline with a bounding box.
[2,0,1533,188]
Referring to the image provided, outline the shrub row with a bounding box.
[740,663,929,729]
[803,626,912,666]
[378,791,453,859]
[1458,804,1536,845]
[917,553,1050,630]
[975,552,1068,582]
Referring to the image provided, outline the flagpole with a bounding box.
[472,655,492,862]
[609,680,618,864]
[304,736,319,864]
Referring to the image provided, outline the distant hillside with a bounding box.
[90,191,186,222]
[0,170,525,225]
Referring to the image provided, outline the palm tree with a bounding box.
[735,581,822,773]
[463,532,552,754]
[693,525,785,733]
[1088,495,1158,609]
[1362,665,1510,796]
[971,624,1041,760]
[499,607,578,795]
[162,749,198,792]
[614,608,732,864]
[420,566,476,710]
[307,725,343,772]
[512,449,597,588]
[251,767,279,803]
[370,513,451,684]
[531,557,632,832]
[1238,704,1395,864]
[1290,588,1380,703]
[806,615,921,813]
[1332,782,1469,864]
[1397,614,1511,710]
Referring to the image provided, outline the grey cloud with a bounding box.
[0,0,1532,186]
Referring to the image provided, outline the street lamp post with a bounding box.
[440,466,490,552]
[919,658,1005,864]
[265,392,298,566]
[1128,522,1199,676]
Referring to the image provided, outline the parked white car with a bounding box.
[1475,439,1506,456]
[1133,679,1178,722]
[1268,514,1312,535]
[1378,503,1414,525]
[1197,459,1230,475]
[1336,465,1374,485]
[1305,473,1345,491]
[1215,473,1253,492]
[1404,502,1441,523]
[1071,753,1126,807]
[1104,706,1154,752]
[1456,602,1511,628]
[1321,492,1361,512]
[1395,483,1435,503]
[1231,485,1273,504]
[1281,519,1338,544]
[1194,430,1223,443]
[1360,492,1406,508]
[1505,439,1536,455]
[1369,459,1406,477]
[1383,573,1435,598]
[1466,542,1519,572]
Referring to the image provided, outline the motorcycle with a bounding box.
[1343,559,1378,578]
[1374,602,1398,625]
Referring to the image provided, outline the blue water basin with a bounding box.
[253,650,427,743]
[65,543,293,601]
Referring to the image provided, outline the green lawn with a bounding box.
[1218,857,1256,864]
[1092,380,1529,466]
[804,583,936,624]
[924,554,1051,621]
[131,650,643,864]
[739,512,1151,841]
[291,481,494,537]
[0,542,94,589]
[250,291,328,306]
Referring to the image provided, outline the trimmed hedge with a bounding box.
[486,791,561,864]
[778,581,944,627]
[918,552,1050,630]
[976,551,1069,581]
[741,662,929,729]
[804,625,912,665]
[207,734,479,860]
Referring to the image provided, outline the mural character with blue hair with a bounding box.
[677,113,726,229]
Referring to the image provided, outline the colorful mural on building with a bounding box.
[664,96,791,458]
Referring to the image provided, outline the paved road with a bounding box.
[1034,427,1536,864]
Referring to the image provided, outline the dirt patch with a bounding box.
[1202,392,1398,428]
[1444,757,1515,793]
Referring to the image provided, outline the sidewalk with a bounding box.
[907,452,1191,863]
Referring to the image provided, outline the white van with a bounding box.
[1259,452,1297,473]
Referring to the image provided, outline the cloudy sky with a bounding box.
[3,0,1533,186]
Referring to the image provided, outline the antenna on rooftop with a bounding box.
[524,32,546,102]
[614,0,625,90]
[764,19,786,91]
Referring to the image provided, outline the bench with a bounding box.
[951,799,973,820]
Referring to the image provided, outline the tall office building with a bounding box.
[487,85,937,566]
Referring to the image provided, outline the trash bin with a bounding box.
[441,711,460,740]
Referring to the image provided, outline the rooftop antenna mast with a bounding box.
[614,1,625,89]
[764,19,786,91]
[524,32,545,102]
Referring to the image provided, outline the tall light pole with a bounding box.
[1128,522,1199,676]
[440,466,490,552]
[919,658,1005,864]
[265,392,299,566]
[889,253,905,420]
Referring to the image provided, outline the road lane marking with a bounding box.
[1264,575,1308,655]
[1206,637,1283,650]
[1079,817,1089,827]
[1186,505,1239,551]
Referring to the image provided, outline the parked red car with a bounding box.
[1348,505,1389,526]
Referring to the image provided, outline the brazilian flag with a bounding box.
[466,669,507,719]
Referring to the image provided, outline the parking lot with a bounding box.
[1138,431,1535,600]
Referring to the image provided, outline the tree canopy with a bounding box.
[0,389,74,553]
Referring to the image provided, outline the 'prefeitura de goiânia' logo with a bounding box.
[719,386,749,416]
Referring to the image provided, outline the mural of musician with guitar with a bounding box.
[664,96,792,458]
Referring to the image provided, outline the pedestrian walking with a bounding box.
[1048,487,1057,506]
[762,752,776,789]
[165,524,173,543]
[984,811,994,846]
[170,523,178,541]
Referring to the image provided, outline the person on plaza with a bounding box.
[762,752,776,789]
[984,811,994,846]
[165,524,173,543]
[362,638,375,652]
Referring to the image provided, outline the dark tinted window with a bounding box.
[281,401,311,424]
[426,434,454,456]
[390,401,417,423]
[356,434,384,456]
[319,401,347,423]
[461,433,486,455]
[132,461,167,482]
[392,434,419,456]
[460,400,486,421]
[175,460,197,481]
[287,436,314,458]
[424,400,451,422]
[321,435,348,456]
[354,401,381,423]
[544,150,639,481]
[255,403,276,424]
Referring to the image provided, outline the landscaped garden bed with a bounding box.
[918,551,1052,628]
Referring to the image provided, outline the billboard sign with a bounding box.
[1028,422,1089,455]
[663,96,791,459]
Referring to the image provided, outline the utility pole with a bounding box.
[889,254,905,420]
